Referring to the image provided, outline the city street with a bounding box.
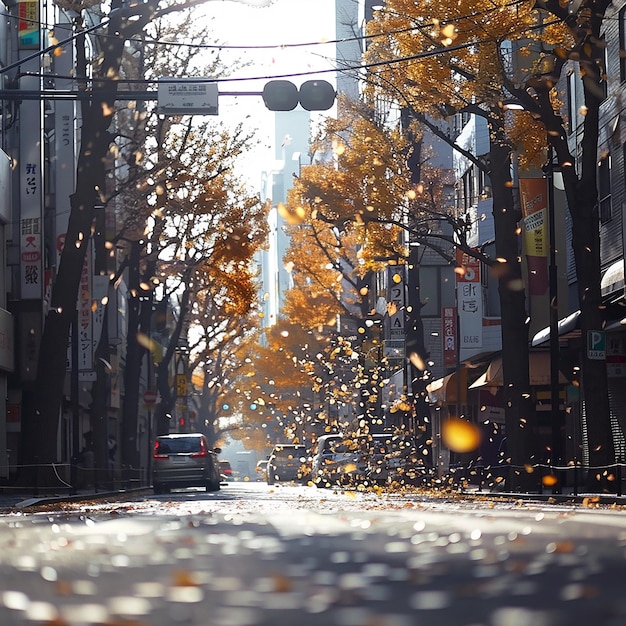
[0,482,625,625]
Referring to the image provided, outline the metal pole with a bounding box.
[71,310,80,495]
[547,146,563,493]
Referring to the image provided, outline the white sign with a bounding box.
[457,282,483,348]
[157,79,218,115]
[54,21,76,269]
[19,74,43,299]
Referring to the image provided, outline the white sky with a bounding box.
[196,0,337,186]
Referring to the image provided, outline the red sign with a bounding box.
[144,390,157,405]
[456,249,480,283]
[442,306,457,367]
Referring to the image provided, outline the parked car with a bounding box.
[311,432,432,487]
[266,444,308,485]
[310,434,349,486]
[152,433,222,494]
[219,459,234,482]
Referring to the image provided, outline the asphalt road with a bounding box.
[1,482,625,626]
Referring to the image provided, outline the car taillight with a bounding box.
[153,442,168,460]
[223,469,232,475]
[190,439,208,458]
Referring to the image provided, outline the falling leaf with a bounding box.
[442,418,481,453]
[541,474,558,487]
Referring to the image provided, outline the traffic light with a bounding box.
[262,80,299,111]
[298,80,336,111]
[262,80,336,112]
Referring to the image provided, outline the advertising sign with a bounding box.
[442,306,457,367]
[387,266,405,339]
[519,178,549,296]
[456,250,483,349]
[19,70,43,300]
[18,0,39,49]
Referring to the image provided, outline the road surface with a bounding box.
[0,482,625,625]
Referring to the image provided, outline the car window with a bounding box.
[156,437,202,454]
[272,446,305,458]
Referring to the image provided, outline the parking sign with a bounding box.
[587,330,606,360]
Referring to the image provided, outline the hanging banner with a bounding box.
[519,178,549,296]
[19,74,43,300]
[54,21,76,270]
[456,249,483,349]
[387,266,405,339]
[442,306,457,367]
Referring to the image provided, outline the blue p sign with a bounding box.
[587,330,606,360]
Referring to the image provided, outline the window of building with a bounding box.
[598,154,612,223]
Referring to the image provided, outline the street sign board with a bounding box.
[157,78,218,115]
[588,330,606,360]
[144,389,157,405]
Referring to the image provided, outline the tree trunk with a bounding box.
[556,93,614,489]
[155,286,190,436]
[16,1,148,486]
[121,242,143,470]
[488,118,539,491]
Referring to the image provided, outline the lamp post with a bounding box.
[545,145,563,492]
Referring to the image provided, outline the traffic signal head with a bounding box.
[262,80,299,111]
[262,80,336,112]
[298,80,336,111]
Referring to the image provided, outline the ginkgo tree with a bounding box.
[364,0,617,489]
[17,0,270,482]
[279,101,453,438]
[362,0,565,490]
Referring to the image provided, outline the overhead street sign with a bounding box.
[157,78,218,115]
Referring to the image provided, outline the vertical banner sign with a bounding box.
[78,241,94,378]
[442,306,457,367]
[519,178,549,296]
[387,265,405,339]
[54,21,76,271]
[456,249,483,349]
[18,0,39,48]
[19,73,43,300]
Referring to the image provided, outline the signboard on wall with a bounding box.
[18,0,39,48]
[456,250,483,349]
[387,266,405,339]
[519,178,549,296]
[19,74,43,300]
[442,306,457,367]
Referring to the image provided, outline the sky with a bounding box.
[195,0,337,185]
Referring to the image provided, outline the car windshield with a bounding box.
[272,446,304,458]
[156,437,202,454]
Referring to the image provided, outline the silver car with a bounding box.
[152,433,221,494]
[266,444,307,485]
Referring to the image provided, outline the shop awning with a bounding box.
[601,258,624,299]
[426,373,459,404]
[468,352,569,389]
[531,310,580,347]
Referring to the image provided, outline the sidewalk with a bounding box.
[0,486,150,511]
[2,483,626,513]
